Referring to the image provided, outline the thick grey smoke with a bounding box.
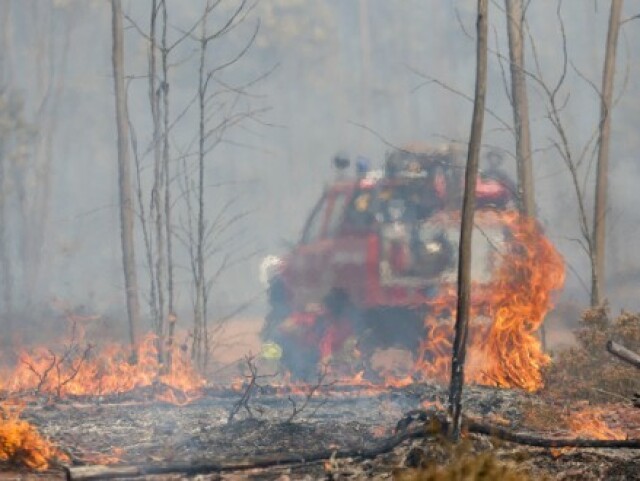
[1,0,639,333]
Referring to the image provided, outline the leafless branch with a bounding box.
[453,7,474,40]
[126,79,159,328]
[124,14,151,41]
[493,25,513,106]
[227,355,274,423]
[167,0,223,49]
[54,343,93,400]
[22,354,56,395]
[409,68,513,134]
[285,365,333,424]
[20,321,93,399]
[348,121,413,154]
[620,13,640,25]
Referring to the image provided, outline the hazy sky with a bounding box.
[2,0,640,324]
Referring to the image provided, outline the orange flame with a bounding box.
[1,333,205,401]
[568,407,626,440]
[0,212,564,404]
[0,402,69,470]
[414,211,565,391]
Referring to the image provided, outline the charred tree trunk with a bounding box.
[448,0,489,442]
[592,0,623,307]
[111,0,141,355]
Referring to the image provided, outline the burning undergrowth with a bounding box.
[8,381,638,479]
[0,214,566,404]
[414,212,565,391]
[1,215,638,478]
[0,323,205,403]
[0,402,68,470]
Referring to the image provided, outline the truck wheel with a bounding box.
[356,308,426,378]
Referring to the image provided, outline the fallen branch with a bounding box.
[607,340,640,369]
[65,426,424,480]
[466,419,640,448]
[66,410,640,480]
[399,409,640,448]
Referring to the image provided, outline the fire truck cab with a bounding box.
[261,145,516,380]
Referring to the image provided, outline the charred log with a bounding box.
[607,340,640,370]
[465,419,640,448]
[398,409,640,448]
[65,427,424,480]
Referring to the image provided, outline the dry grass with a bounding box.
[544,306,640,402]
[395,444,537,481]
[519,400,570,432]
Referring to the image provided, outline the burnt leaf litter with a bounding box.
[6,382,637,480]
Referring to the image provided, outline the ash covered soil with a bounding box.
[7,382,640,480]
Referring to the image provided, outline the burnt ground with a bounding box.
[2,382,640,480]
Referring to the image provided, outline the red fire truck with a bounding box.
[260,145,517,380]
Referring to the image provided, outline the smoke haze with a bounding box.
[1,0,639,335]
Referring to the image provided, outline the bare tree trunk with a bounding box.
[111,0,141,355]
[505,0,544,349]
[148,0,167,359]
[592,0,623,307]
[179,0,255,369]
[196,32,207,369]
[161,0,176,367]
[505,0,534,217]
[191,15,208,368]
[448,0,488,442]
[130,113,159,334]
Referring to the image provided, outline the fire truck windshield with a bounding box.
[344,180,442,232]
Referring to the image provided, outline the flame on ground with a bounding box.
[1,333,205,400]
[0,402,69,470]
[414,211,565,391]
[568,406,626,440]
[0,212,564,402]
